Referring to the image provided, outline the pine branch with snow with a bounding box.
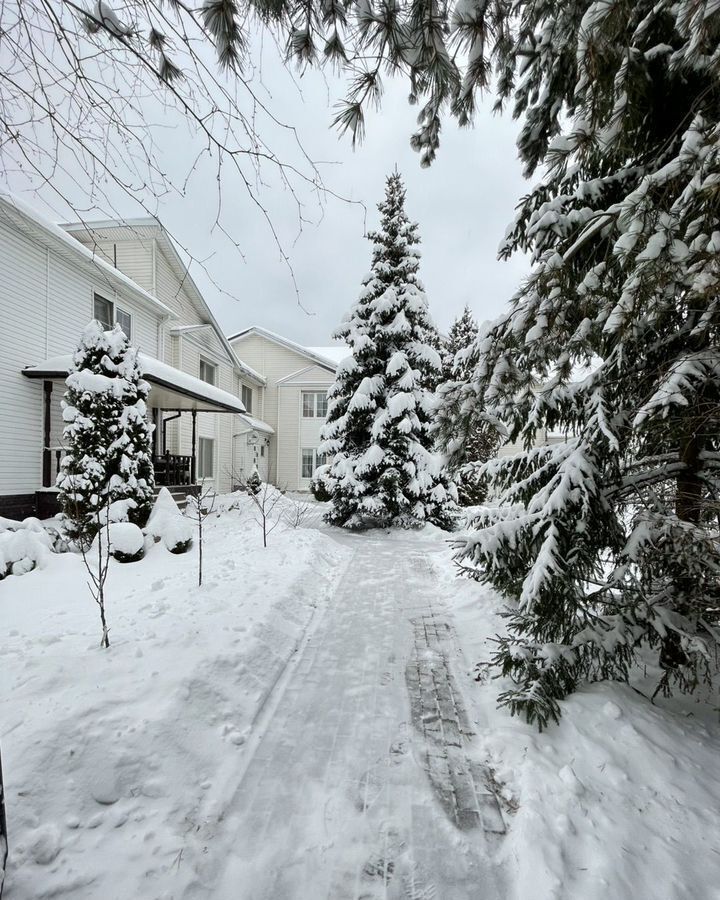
[446,0,720,727]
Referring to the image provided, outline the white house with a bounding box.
[227,327,344,491]
[0,195,274,519]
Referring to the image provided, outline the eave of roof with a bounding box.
[228,325,338,373]
[22,352,247,414]
[0,195,176,321]
[62,217,266,386]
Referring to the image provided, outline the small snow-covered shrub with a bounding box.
[106,522,145,563]
[310,467,331,502]
[245,467,261,496]
[145,488,192,553]
[146,487,181,542]
[0,528,52,578]
[162,517,193,554]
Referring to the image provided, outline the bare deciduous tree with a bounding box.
[0,1,353,300]
[186,485,217,587]
[248,480,284,547]
[79,507,112,648]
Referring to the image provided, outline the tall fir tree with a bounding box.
[437,306,501,505]
[441,305,478,383]
[314,172,457,529]
[435,1,720,727]
[58,322,155,544]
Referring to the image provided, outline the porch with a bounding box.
[21,352,247,511]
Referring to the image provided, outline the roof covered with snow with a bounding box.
[227,326,341,373]
[306,346,350,366]
[23,352,247,414]
[61,216,265,386]
[236,414,275,435]
[0,194,176,320]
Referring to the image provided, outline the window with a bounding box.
[241,384,253,414]
[302,391,328,418]
[93,294,132,338]
[116,307,132,340]
[198,437,215,479]
[301,448,314,479]
[260,444,265,457]
[93,294,113,330]
[199,359,217,386]
[301,448,326,479]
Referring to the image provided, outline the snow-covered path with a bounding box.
[184,534,505,900]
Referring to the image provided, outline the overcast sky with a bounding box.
[5,32,531,348]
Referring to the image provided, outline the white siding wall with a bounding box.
[0,222,160,496]
[230,334,336,490]
[72,237,241,494]
[232,432,271,484]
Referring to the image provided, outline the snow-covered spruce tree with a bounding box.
[314,172,457,529]
[58,322,155,544]
[434,1,720,727]
[441,306,479,384]
[437,307,501,505]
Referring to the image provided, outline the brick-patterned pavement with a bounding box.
[185,536,505,900]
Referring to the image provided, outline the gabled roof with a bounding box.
[0,194,176,321]
[227,325,340,373]
[276,364,337,386]
[61,217,266,387]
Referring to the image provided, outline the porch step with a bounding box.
[153,484,199,510]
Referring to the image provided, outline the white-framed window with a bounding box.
[198,437,215,479]
[241,384,253,413]
[93,293,132,339]
[301,448,326,479]
[93,293,113,330]
[199,358,217,386]
[116,307,132,339]
[302,391,328,418]
[260,444,265,457]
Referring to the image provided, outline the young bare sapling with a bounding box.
[79,506,113,649]
[248,479,284,548]
[186,485,217,587]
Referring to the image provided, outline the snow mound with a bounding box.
[0,528,53,577]
[146,487,181,540]
[93,522,145,562]
[162,517,194,554]
[145,488,193,553]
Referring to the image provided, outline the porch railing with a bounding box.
[42,446,64,488]
[153,452,193,486]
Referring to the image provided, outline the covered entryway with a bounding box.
[22,353,246,510]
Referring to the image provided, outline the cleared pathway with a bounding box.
[185,534,505,900]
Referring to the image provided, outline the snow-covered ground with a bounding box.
[1,493,351,899]
[2,499,719,899]
[427,540,720,900]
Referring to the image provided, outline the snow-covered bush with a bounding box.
[146,488,181,540]
[145,488,193,554]
[57,321,155,545]
[102,522,145,563]
[315,172,457,530]
[0,528,53,578]
[245,466,262,497]
[162,517,193,555]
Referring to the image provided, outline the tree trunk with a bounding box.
[660,429,702,671]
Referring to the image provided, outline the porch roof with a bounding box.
[22,353,247,414]
[235,414,275,435]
